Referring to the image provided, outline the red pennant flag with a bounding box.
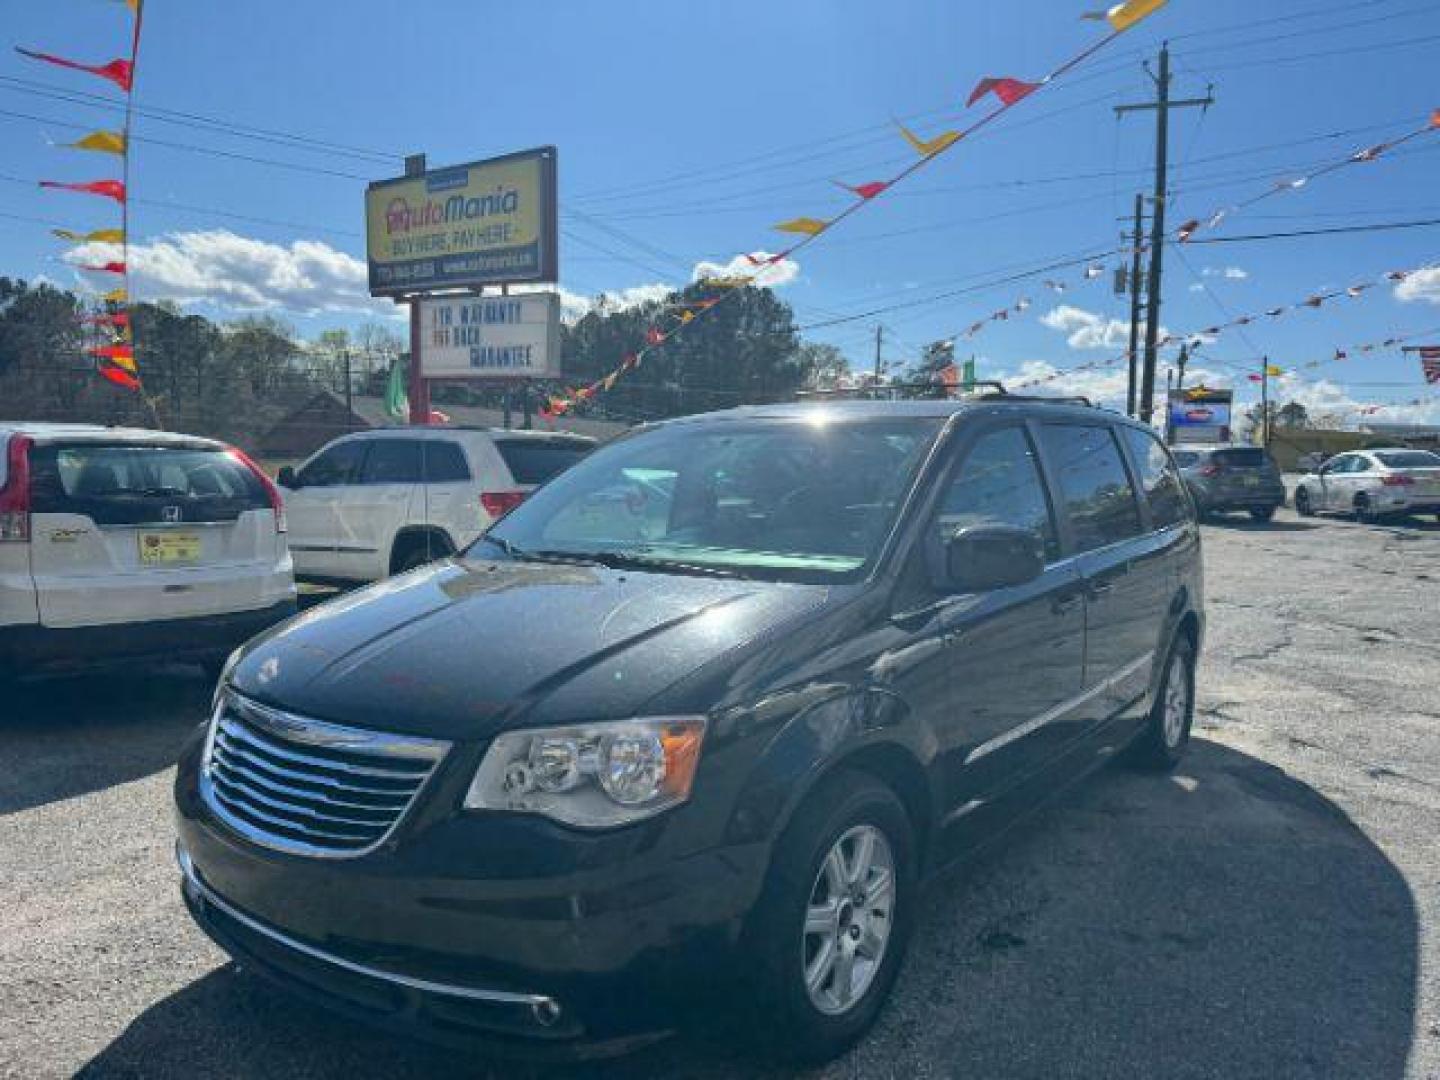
[1303,295,1325,308]
[79,261,126,275]
[1432,108,1440,129]
[98,365,141,391]
[645,327,665,346]
[90,344,134,362]
[40,179,126,203]
[967,77,1040,108]
[1334,349,1348,362]
[620,352,639,371]
[1386,270,1410,282]
[84,311,130,328]
[837,180,889,200]
[1248,374,1263,382]
[1350,143,1390,163]
[1177,219,1201,242]
[16,48,134,92]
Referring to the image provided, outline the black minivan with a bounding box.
[174,397,1204,1063]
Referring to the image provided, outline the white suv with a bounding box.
[0,423,296,679]
[276,427,597,584]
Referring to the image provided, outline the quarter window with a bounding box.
[1039,424,1144,552]
[1121,426,1192,529]
[422,441,471,482]
[935,426,1058,560]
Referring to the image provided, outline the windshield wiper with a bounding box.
[579,550,747,579]
[482,535,602,566]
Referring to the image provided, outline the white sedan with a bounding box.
[1294,447,1440,522]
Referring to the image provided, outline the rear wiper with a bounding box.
[580,550,747,579]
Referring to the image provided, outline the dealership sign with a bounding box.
[1168,387,1233,444]
[418,293,560,380]
[365,147,558,296]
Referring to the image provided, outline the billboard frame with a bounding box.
[365,146,559,298]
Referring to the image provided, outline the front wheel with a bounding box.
[1294,487,1313,517]
[746,770,916,1065]
[1128,634,1196,771]
[1354,494,1376,524]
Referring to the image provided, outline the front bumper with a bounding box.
[173,731,769,1053]
[0,599,296,676]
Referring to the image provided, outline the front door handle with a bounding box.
[1087,579,1115,598]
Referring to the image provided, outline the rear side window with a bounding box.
[361,440,423,484]
[421,441,471,482]
[1121,427,1193,529]
[28,443,267,525]
[1212,448,1269,468]
[297,440,367,487]
[493,438,595,486]
[1375,450,1440,468]
[1038,424,1144,553]
[936,426,1059,560]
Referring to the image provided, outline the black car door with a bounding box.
[1035,422,1168,730]
[905,422,1086,850]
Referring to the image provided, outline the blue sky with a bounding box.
[2,0,1439,421]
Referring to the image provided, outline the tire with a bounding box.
[1128,633,1196,772]
[745,770,917,1065]
[1354,494,1375,524]
[392,533,449,574]
[1294,487,1313,517]
[1249,507,1276,523]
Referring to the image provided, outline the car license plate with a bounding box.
[139,532,201,565]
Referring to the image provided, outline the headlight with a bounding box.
[463,717,706,828]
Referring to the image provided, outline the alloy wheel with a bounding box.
[802,824,895,1016]
[1162,651,1190,748]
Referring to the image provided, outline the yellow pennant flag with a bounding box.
[67,130,127,155]
[1265,364,1284,377]
[53,227,125,243]
[1104,0,1167,31]
[774,217,829,237]
[897,123,961,158]
[114,0,140,11]
[100,287,127,304]
[107,352,137,373]
[677,310,696,324]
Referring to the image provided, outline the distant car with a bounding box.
[0,423,295,680]
[1296,451,1329,474]
[277,427,598,584]
[1175,445,1286,522]
[1294,448,1440,522]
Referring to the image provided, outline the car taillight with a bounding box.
[1381,474,1414,487]
[1199,464,1222,477]
[0,435,32,542]
[228,447,287,533]
[480,491,527,519]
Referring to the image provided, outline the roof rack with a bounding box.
[975,390,1095,407]
[794,380,1097,408]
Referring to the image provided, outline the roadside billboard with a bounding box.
[365,147,558,296]
[1168,387,1233,444]
[418,293,561,380]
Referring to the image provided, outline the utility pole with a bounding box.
[1175,342,1189,392]
[1116,44,1214,424]
[342,349,353,427]
[1165,369,1175,444]
[1125,193,1146,418]
[873,325,884,397]
[1259,356,1270,448]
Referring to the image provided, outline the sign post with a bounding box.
[366,147,559,425]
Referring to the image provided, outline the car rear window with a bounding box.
[493,438,595,486]
[1171,451,1200,467]
[28,443,268,525]
[1374,450,1440,468]
[1211,448,1270,468]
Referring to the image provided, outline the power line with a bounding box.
[1183,217,1440,244]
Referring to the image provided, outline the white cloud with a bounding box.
[64,230,386,316]
[1039,304,1146,350]
[1202,265,1249,281]
[691,251,800,289]
[1269,374,1440,426]
[1395,265,1440,305]
[517,283,672,323]
[1188,283,1205,293]
[1006,359,1231,414]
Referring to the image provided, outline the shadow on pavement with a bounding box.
[1200,517,1319,532]
[0,666,209,816]
[79,740,1417,1079]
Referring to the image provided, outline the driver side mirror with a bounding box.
[942,524,1045,593]
[276,466,299,489]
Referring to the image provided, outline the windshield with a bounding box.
[476,417,942,582]
[1374,450,1440,468]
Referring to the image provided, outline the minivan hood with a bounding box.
[230,558,829,739]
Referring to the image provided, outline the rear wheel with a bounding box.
[1128,634,1195,772]
[1354,493,1376,524]
[1249,506,1276,523]
[1294,487,1314,517]
[746,770,916,1065]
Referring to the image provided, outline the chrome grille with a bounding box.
[201,691,450,858]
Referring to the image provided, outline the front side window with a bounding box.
[1039,424,1144,553]
[1122,426,1192,529]
[935,426,1058,560]
[297,440,367,487]
[361,440,423,484]
[423,441,471,482]
[481,417,942,582]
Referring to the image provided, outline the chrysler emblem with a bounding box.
[163,505,182,523]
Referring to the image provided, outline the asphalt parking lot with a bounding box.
[3,506,1438,1080]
